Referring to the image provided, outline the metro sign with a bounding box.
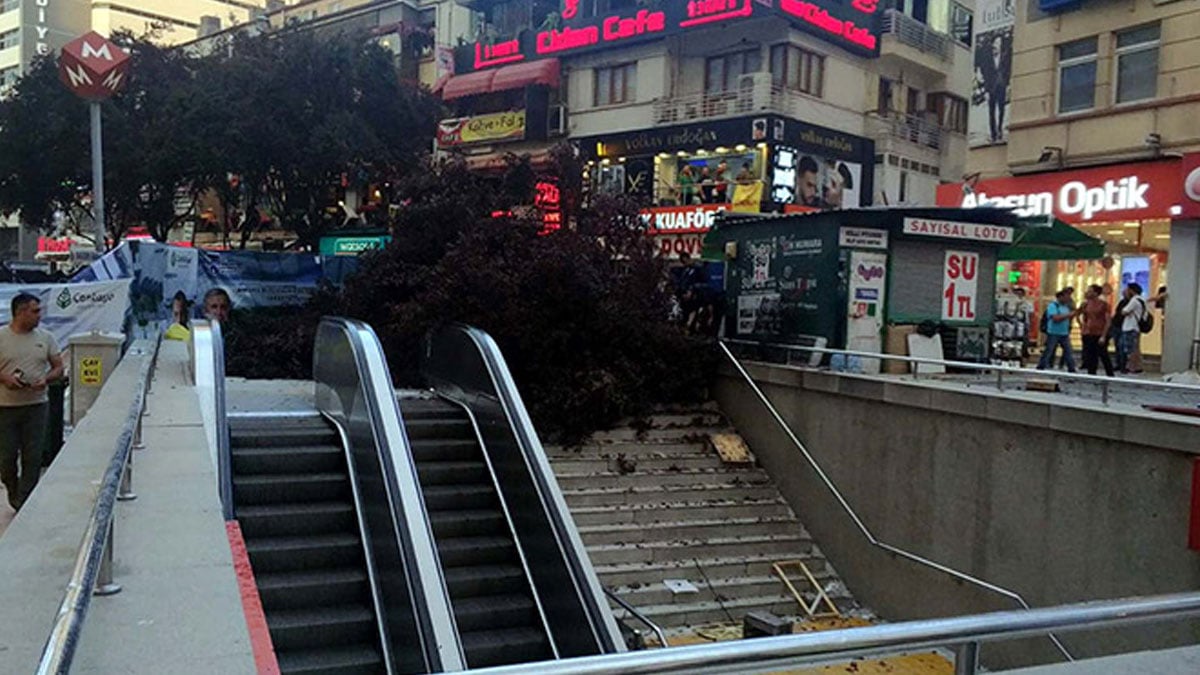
[59,32,130,100]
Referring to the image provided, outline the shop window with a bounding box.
[1115,23,1159,104]
[1057,37,1097,114]
[928,93,967,133]
[705,49,762,94]
[594,62,637,106]
[0,28,18,51]
[769,45,824,97]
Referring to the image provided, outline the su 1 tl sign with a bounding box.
[943,250,979,321]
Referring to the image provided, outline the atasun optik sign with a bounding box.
[963,176,1148,221]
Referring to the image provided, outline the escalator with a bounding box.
[203,318,624,674]
[230,413,383,674]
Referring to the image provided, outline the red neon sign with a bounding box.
[851,0,879,13]
[475,40,525,69]
[535,180,562,234]
[681,0,754,28]
[780,0,877,50]
[537,9,667,55]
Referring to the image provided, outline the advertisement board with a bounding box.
[942,250,979,321]
[846,250,887,373]
[969,0,1014,147]
[437,111,527,147]
[0,279,131,347]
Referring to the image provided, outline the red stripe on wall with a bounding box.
[226,520,281,675]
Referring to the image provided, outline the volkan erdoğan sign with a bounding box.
[59,32,130,100]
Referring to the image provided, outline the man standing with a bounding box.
[1078,285,1114,376]
[0,293,64,510]
[1115,283,1148,374]
[1037,288,1076,372]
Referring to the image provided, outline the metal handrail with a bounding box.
[602,587,669,650]
[717,340,1074,662]
[211,320,232,519]
[723,339,1200,406]
[464,591,1200,674]
[37,337,160,675]
[439,395,560,659]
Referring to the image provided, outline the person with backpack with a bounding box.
[1037,288,1077,373]
[1115,283,1150,374]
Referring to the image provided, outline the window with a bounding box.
[949,2,973,46]
[769,45,824,97]
[1057,37,1097,114]
[928,93,968,132]
[0,0,18,14]
[877,77,895,114]
[705,49,761,94]
[0,29,18,51]
[1115,23,1159,104]
[0,66,17,94]
[594,62,636,106]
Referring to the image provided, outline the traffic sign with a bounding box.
[58,32,130,101]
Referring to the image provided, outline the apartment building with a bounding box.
[937,0,1200,371]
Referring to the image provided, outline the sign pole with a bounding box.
[89,101,105,252]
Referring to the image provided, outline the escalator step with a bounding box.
[267,604,377,651]
[430,509,506,538]
[408,439,480,462]
[239,501,355,538]
[453,593,537,632]
[461,627,551,669]
[232,427,340,448]
[233,445,344,475]
[416,460,489,486]
[422,484,496,511]
[398,399,459,419]
[436,536,517,568]
[444,564,526,598]
[256,568,369,611]
[234,473,350,506]
[275,645,383,675]
[246,533,362,574]
[404,418,474,442]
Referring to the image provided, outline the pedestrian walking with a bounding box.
[1115,283,1148,374]
[1078,285,1114,376]
[1037,288,1076,372]
[0,293,64,511]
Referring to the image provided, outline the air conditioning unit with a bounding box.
[736,72,773,112]
[548,105,567,137]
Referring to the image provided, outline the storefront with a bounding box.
[937,159,1180,361]
[576,114,875,214]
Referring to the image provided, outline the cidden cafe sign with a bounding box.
[936,160,1181,222]
[468,0,881,71]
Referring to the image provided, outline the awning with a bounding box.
[491,59,560,92]
[999,217,1106,261]
[442,69,496,100]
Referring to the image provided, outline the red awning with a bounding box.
[442,69,496,100]
[491,59,560,92]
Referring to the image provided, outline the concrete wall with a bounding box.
[715,362,1200,669]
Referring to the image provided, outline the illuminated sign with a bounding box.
[475,40,524,69]
[779,0,877,51]
[537,9,667,55]
[535,180,563,234]
[682,0,754,27]
[438,111,527,147]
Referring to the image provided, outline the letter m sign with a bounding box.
[58,32,130,101]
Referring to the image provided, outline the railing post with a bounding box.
[996,368,1004,392]
[132,413,145,451]
[955,641,980,675]
[94,522,121,596]
[117,454,136,501]
[1101,380,1110,405]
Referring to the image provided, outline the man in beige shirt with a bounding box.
[0,293,64,510]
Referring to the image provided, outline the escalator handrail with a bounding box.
[315,317,466,673]
[190,320,233,520]
[424,324,625,655]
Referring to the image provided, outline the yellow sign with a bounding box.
[437,111,526,147]
[731,182,764,213]
[80,356,102,386]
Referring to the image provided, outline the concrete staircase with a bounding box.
[547,403,858,633]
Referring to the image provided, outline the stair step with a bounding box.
[234,473,350,506]
[274,645,383,675]
[431,509,507,538]
[256,568,369,611]
[588,534,813,566]
[461,626,550,669]
[416,460,489,486]
[563,482,782,507]
[594,553,831,587]
[444,564,526,598]
[610,592,805,629]
[238,501,355,538]
[552,455,733,474]
[547,442,713,460]
[409,439,480,462]
[614,412,726,428]
[232,427,339,448]
[568,498,793,526]
[246,533,362,574]
[267,604,376,652]
[437,537,516,568]
[609,573,845,607]
[589,427,731,444]
[555,468,769,490]
[423,484,496,511]
[579,516,806,546]
[405,417,474,441]
[232,445,344,475]
[453,594,537,632]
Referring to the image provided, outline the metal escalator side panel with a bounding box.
[422,325,627,658]
[191,320,234,520]
[315,317,467,673]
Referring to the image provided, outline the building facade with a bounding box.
[939,0,1200,372]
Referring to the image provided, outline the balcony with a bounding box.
[865,111,944,165]
[652,75,847,130]
[879,10,953,80]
